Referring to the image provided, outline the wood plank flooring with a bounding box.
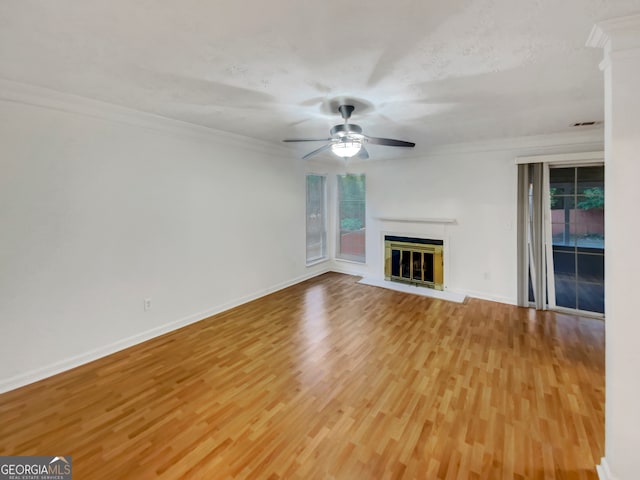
[0,273,604,479]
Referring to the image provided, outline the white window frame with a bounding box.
[336,174,366,264]
[305,174,328,265]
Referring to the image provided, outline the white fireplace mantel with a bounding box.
[375,216,457,225]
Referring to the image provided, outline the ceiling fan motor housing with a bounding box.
[330,123,363,137]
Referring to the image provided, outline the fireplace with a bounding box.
[384,236,444,290]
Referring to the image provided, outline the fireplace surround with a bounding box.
[384,236,444,290]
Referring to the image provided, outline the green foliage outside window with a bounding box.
[550,187,604,210]
[577,187,604,210]
[549,187,558,208]
[340,218,363,231]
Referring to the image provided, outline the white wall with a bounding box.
[0,89,328,392]
[332,138,603,304]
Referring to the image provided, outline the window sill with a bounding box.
[335,257,367,266]
[306,257,330,267]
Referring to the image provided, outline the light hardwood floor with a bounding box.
[0,273,604,479]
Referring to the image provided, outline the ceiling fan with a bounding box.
[283,105,415,160]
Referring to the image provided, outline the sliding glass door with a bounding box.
[549,166,605,314]
[518,160,604,317]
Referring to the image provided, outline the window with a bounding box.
[306,174,327,264]
[337,174,366,263]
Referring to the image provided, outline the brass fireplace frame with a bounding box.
[384,239,444,290]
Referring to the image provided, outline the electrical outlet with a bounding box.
[144,298,152,311]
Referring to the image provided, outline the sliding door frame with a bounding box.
[543,164,557,310]
[516,151,604,316]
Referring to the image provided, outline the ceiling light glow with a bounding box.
[331,140,362,158]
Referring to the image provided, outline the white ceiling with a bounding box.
[1,0,639,160]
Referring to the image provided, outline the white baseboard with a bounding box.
[330,264,368,277]
[452,288,517,306]
[0,268,330,394]
[597,458,618,480]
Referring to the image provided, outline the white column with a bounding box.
[587,14,640,480]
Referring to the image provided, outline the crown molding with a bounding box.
[0,77,290,158]
[587,13,640,50]
[587,24,610,49]
[352,130,603,163]
[587,14,640,71]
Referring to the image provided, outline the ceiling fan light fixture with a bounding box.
[331,140,362,158]
[283,104,415,160]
